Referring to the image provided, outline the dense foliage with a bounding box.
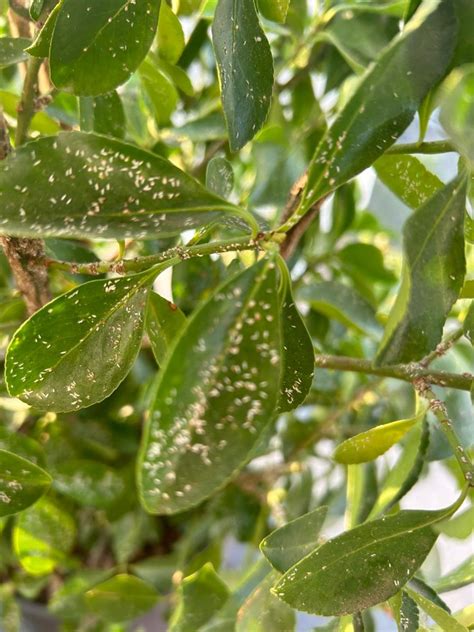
[0,0,473,630]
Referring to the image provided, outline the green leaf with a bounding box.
[435,556,474,593]
[257,0,290,22]
[236,571,295,632]
[300,0,457,212]
[84,574,159,623]
[261,506,327,573]
[170,564,229,632]
[6,269,157,413]
[0,132,249,240]
[29,0,45,20]
[337,243,396,285]
[452,0,474,67]
[440,66,474,165]
[212,0,274,151]
[390,591,420,632]
[49,569,111,621]
[138,259,282,514]
[434,503,474,539]
[376,173,467,365]
[80,92,126,139]
[0,90,60,136]
[206,157,234,199]
[0,37,31,68]
[157,1,185,64]
[375,154,442,210]
[334,407,426,464]
[0,584,20,632]
[13,497,76,576]
[464,302,474,344]
[26,2,61,58]
[272,505,451,616]
[52,459,126,509]
[0,450,51,517]
[140,57,179,125]
[278,278,314,412]
[405,587,468,632]
[299,281,381,336]
[50,0,161,96]
[146,291,186,366]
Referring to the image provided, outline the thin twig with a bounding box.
[385,140,456,155]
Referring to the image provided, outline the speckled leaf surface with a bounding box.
[405,587,468,632]
[376,173,467,365]
[0,38,30,68]
[138,259,282,515]
[300,0,457,212]
[50,0,161,96]
[0,132,243,240]
[146,292,186,366]
[278,282,314,412]
[212,0,274,151]
[260,506,328,573]
[272,507,448,616]
[6,269,156,412]
[0,450,51,517]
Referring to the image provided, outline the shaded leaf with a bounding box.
[13,498,76,576]
[300,281,381,336]
[434,503,473,539]
[0,584,20,632]
[50,0,161,95]
[84,574,159,623]
[405,587,468,632]
[390,591,419,632]
[0,132,249,240]
[206,157,234,199]
[212,0,274,151]
[272,505,452,616]
[6,269,157,412]
[236,571,295,632]
[337,242,396,285]
[376,173,467,365]
[49,569,111,621]
[27,2,61,58]
[0,450,51,517]
[157,1,185,64]
[80,92,126,139]
[146,291,186,366]
[440,66,474,165]
[334,407,426,464]
[0,38,30,68]
[435,556,474,593]
[300,0,457,212]
[138,259,282,515]
[260,506,328,573]
[463,302,474,344]
[170,563,229,632]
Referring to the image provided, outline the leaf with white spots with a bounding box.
[278,270,314,413]
[146,292,186,366]
[206,157,234,199]
[0,38,31,68]
[0,450,51,518]
[212,0,274,151]
[5,268,159,413]
[271,505,453,616]
[49,0,161,96]
[299,0,457,213]
[0,132,252,240]
[138,258,282,515]
[376,173,467,365]
[405,587,468,632]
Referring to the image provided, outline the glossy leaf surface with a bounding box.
[0,450,51,517]
[139,259,282,514]
[257,0,290,22]
[0,38,30,68]
[206,157,234,199]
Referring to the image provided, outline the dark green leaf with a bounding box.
[0,132,249,240]
[452,0,474,67]
[464,302,474,344]
[138,259,282,514]
[206,157,234,199]
[334,407,426,464]
[84,574,159,622]
[80,92,126,139]
[435,556,474,593]
[390,591,419,632]
[257,0,290,22]
[278,279,314,412]
[13,497,76,576]
[260,506,328,573]
[212,0,274,151]
[337,243,396,285]
[300,281,381,336]
[0,38,30,68]
[49,569,111,621]
[299,0,457,212]
[26,2,61,58]
[6,269,156,412]
[157,1,185,64]
[170,564,229,632]
[376,173,467,365]
[29,0,45,20]
[405,587,468,632]
[272,506,450,616]
[0,450,51,517]
[236,571,295,632]
[375,154,442,210]
[440,67,474,165]
[50,0,161,95]
[146,291,186,366]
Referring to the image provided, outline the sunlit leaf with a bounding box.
[257,0,290,22]
[145,291,186,366]
[435,556,474,593]
[157,1,185,64]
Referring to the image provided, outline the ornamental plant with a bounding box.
[0,0,472,630]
